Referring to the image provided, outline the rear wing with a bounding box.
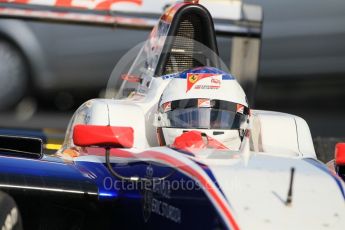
[0,0,262,104]
[0,0,262,37]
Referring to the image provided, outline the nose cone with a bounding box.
[207,155,345,229]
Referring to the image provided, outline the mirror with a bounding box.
[73,125,134,148]
[335,143,345,166]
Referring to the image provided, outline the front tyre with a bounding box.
[0,39,28,111]
[0,191,22,230]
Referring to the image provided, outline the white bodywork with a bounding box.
[61,75,345,229]
[207,155,345,229]
[64,75,316,157]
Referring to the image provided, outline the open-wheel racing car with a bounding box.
[0,0,345,230]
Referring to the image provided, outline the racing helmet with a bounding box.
[155,67,250,150]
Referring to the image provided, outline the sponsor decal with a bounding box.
[194,85,220,90]
[188,74,199,84]
[186,73,221,92]
[142,165,154,222]
[151,198,181,223]
[211,78,221,85]
[142,165,181,224]
[142,187,153,222]
[161,72,180,80]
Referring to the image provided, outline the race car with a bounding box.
[0,0,345,230]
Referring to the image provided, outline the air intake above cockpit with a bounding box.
[156,4,220,76]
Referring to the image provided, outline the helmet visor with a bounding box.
[164,107,247,130]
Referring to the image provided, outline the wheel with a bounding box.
[0,191,22,230]
[0,39,28,111]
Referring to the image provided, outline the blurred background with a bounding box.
[0,0,344,161]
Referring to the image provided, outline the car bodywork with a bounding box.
[0,1,344,230]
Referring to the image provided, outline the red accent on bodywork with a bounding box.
[74,146,239,229]
[207,136,229,150]
[121,74,141,83]
[55,0,142,10]
[95,0,142,10]
[3,0,29,3]
[73,125,134,148]
[173,131,207,150]
[55,0,74,8]
[1,0,142,10]
[112,149,239,230]
[335,143,345,165]
[160,2,188,23]
[79,147,135,158]
[142,151,239,230]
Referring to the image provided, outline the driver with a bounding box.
[155,67,250,151]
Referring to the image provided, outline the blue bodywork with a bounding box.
[0,151,226,229]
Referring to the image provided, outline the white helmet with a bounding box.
[155,67,250,151]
